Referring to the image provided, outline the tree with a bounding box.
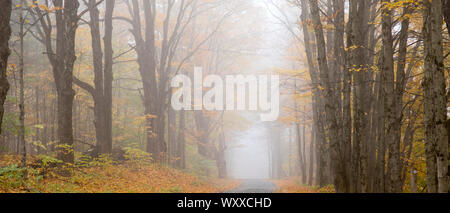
[422,0,448,193]
[18,0,26,170]
[381,0,401,193]
[121,0,229,162]
[308,0,347,192]
[0,0,12,135]
[74,0,115,155]
[348,0,372,192]
[31,0,80,164]
[296,0,328,187]
[121,0,184,162]
[333,0,351,192]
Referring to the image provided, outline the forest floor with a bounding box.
[272,177,335,193]
[0,154,240,193]
[0,154,336,193]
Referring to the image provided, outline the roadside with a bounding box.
[0,154,239,193]
[271,177,335,193]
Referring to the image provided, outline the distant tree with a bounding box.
[17,0,27,170]
[121,0,228,162]
[74,0,115,155]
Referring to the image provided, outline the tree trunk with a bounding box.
[296,123,306,183]
[216,123,227,179]
[423,0,449,193]
[270,124,282,179]
[33,0,79,164]
[73,0,115,155]
[343,0,355,192]
[381,0,402,193]
[176,110,186,169]
[0,0,11,135]
[351,0,371,193]
[35,87,40,154]
[168,97,176,165]
[308,0,346,192]
[443,0,450,37]
[333,0,350,192]
[299,0,327,187]
[18,0,26,169]
[103,0,115,154]
[374,57,386,192]
[55,0,79,165]
[127,0,165,162]
[42,90,48,154]
[89,0,107,154]
[308,125,315,185]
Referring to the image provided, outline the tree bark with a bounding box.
[423,0,449,193]
[308,0,346,192]
[350,0,371,192]
[443,0,450,37]
[55,0,79,165]
[333,0,350,192]
[103,0,115,154]
[0,0,11,135]
[296,123,306,183]
[18,0,26,170]
[308,125,315,185]
[42,90,48,154]
[299,0,328,187]
[380,0,402,193]
[35,87,40,154]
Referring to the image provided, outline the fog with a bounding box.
[223,1,296,179]
[4,0,309,184]
[227,113,271,179]
[1,0,445,194]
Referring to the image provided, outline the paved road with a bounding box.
[225,179,276,193]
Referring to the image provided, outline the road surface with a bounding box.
[225,179,276,193]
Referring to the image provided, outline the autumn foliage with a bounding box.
[0,154,239,193]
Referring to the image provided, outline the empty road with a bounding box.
[225,179,276,193]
